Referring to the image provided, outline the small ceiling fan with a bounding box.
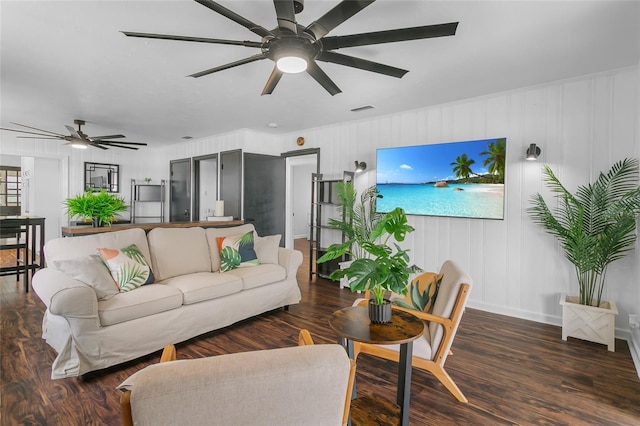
[122,0,458,95]
[0,120,147,150]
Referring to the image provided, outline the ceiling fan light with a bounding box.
[276,56,307,74]
[71,141,88,149]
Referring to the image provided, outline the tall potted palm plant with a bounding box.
[318,183,415,323]
[528,158,640,350]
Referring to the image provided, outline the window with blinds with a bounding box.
[0,166,21,212]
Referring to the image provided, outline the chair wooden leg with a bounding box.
[358,343,468,403]
[418,361,468,403]
[160,344,177,362]
[120,390,133,426]
[298,329,314,346]
[343,360,357,426]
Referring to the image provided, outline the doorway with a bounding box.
[170,158,191,222]
[193,154,218,220]
[284,150,319,249]
[1,154,65,245]
[220,150,242,220]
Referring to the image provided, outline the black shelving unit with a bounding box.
[309,171,354,280]
[131,179,165,223]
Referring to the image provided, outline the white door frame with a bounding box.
[284,153,318,249]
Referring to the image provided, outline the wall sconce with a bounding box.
[354,161,367,172]
[526,143,541,161]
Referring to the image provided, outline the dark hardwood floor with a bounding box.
[2,241,640,425]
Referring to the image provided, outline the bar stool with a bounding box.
[0,222,28,284]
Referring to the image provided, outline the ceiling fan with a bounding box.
[122,0,458,96]
[0,120,147,150]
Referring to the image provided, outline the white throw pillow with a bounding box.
[52,255,119,300]
[254,234,281,265]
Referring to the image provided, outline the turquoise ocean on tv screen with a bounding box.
[377,183,504,219]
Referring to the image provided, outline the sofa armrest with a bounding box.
[277,247,303,276]
[32,268,98,318]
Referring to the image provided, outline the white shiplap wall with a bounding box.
[270,66,639,334]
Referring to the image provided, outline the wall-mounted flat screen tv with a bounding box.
[376,138,506,219]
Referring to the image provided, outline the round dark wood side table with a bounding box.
[329,305,425,426]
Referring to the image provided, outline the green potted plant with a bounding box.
[528,158,640,350]
[318,183,415,323]
[64,189,128,227]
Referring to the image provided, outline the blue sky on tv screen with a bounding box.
[376,138,503,184]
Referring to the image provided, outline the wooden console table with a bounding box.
[61,220,244,237]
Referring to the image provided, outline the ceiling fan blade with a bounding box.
[121,32,263,48]
[7,122,66,137]
[317,51,408,78]
[306,61,341,96]
[96,141,148,146]
[1,127,64,139]
[16,135,62,140]
[322,22,459,50]
[89,134,126,140]
[189,53,267,78]
[88,143,109,150]
[95,143,138,150]
[261,67,284,95]
[305,0,375,39]
[65,125,84,140]
[273,0,297,34]
[194,0,274,38]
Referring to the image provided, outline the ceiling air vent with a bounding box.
[351,105,374,112]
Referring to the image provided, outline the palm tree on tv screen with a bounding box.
[480,138,506,183]
[450,154,476,182]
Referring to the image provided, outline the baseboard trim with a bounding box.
[466,300,562,326]
[467,300,640,378]
[629,330,640,379]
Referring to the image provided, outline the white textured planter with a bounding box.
[338,260,354,290]
[560,294,618,352]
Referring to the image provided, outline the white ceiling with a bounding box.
[1,1,638,148]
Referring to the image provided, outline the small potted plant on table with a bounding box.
[528,158,640,351]
[318,183,415,323]
[64,189,128,227]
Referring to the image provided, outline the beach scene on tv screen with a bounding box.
[376,138,506,219]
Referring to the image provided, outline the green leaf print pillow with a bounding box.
[391,272,443,314]
[216,231,259,272]
[97,244,155,292]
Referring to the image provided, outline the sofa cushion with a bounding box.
[45,228,151,265]
[162,272,243,305]
[216,231,259,272]
[98,284,183,326]
[254,234,281,265]
[52,255,119,300]
[147,227,212,281]
[225,263,287,290]
[205,224,256,272]
[98,244,156,292]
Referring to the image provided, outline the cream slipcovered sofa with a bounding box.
[32,224,302,379]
